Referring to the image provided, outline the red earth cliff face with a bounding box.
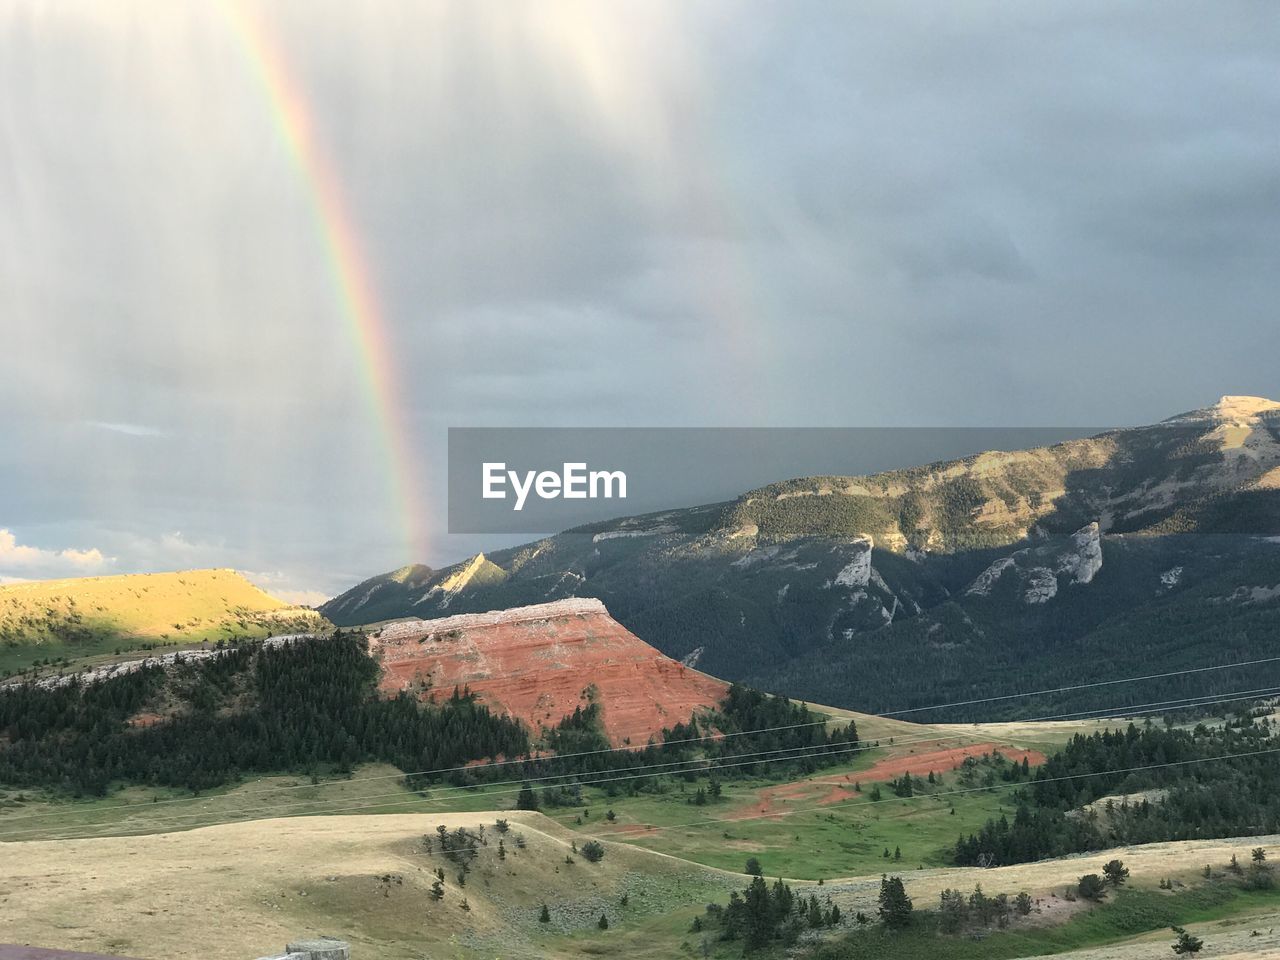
[369,598,728,746]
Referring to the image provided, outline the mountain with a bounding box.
[323,396,1280,718]
[368,597,728,746]
[0,568,326,679]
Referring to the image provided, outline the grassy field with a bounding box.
[0,712,1111,860]
[809,883,1280,959]
[0,809,740,960]
[536,760,1025,880]
[6,800,1280,960]
[0,568,325,676]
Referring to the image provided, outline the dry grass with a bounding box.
[821,834,1280,913]
[0,811,736,960]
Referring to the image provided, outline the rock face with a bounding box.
[369,599,728,746]
[965,522,1104,604]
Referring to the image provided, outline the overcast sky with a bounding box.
[2,1,1277,602]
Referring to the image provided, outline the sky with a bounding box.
[1,1,1278,602]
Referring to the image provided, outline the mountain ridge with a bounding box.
[323,396,1280,717]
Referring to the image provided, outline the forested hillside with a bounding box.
[956,717,1280,867]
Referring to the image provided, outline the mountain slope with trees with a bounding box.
[324,397,1280,718]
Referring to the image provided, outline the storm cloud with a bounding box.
[1,1,1277,597]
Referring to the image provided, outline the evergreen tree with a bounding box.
[1171,926,1204,955]
[1103,859,1129,886]
[1077,874,1106,901]
[516,783,540,811]
[877,875,913,929]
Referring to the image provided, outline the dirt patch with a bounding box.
[721,742,1047,820]
[856,742,1046,785]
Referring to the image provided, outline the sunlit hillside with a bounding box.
[0,568,326,677]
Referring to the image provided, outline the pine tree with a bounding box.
[1077,874,1106,901]
[539,904,550,923]
[877,875,913,929]
[516,783,540,811]
[1103,859,1129,886]
[1171,926,1203,955]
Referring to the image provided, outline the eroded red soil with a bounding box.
[723,741,1047,820]
[370,598,727,746]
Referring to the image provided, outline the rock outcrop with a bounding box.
[369,599,728,746]
[966,522,1103,604]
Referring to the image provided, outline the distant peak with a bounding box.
[1165,395,1280,423]
[1212,395,1280,415]
[389,563,432,584]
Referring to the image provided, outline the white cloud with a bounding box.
[240,569,329,608]
[85,420,166,438]
[270,588,330,608]
[0,529,114,579]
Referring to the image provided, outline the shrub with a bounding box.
[1077,874,1106,901]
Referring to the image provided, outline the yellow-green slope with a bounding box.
[0,568,325,676]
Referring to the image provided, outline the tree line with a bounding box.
[956,721,1280,867]
[0,633,528,795]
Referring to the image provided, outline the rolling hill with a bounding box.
[0,810,741,960]
[0,568,325,677]
[323,396,1280,718]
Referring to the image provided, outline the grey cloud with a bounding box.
[1,1,1277,597]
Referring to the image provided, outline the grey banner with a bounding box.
[447,427,1105,535]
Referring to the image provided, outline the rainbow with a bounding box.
[221,0,427,562]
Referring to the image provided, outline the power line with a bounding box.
[7,683,1277,841]
[4,661,1278,834]
[0,739,905,840]
[880,655,1280,717]
[16,736,1280,848]
[608,742,1280,838]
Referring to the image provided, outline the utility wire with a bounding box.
[6,684,1277,841]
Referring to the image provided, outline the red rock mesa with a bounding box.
[369,598,728,747]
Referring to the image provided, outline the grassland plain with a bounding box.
[0,569,325,676]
